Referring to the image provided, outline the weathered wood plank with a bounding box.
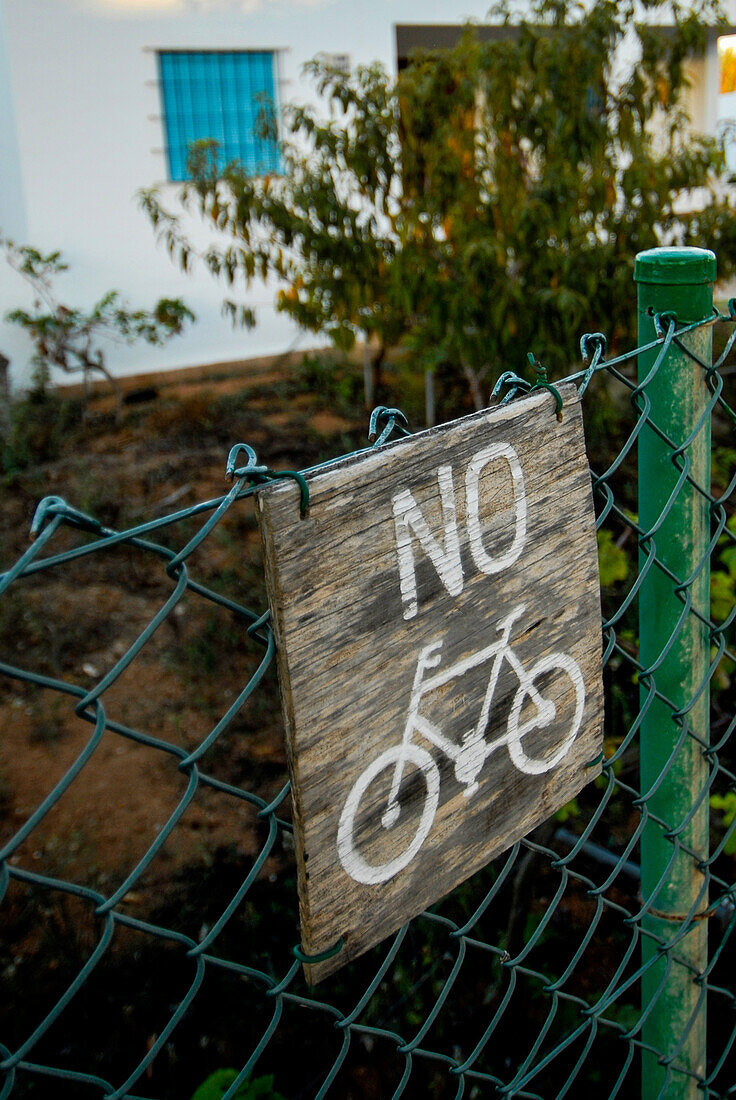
[258,386,604,982]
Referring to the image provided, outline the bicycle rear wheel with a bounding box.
[507,653,585,775]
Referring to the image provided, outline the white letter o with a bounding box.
[465,443,526,576]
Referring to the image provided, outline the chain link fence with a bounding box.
[1,257,735,1099]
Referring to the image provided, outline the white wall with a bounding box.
[0,2,26,242]
[0,0,491,391]
[1,0,732,391]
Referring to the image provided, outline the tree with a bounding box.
[139,0,736,418]
[3,239,194,420]
[139,62,413,408]
[398,0,736,404]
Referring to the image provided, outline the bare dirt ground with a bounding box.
[0,353,362,914]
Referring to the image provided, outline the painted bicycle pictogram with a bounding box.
[337,603,586,885]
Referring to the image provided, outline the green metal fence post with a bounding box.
[635,247,714,1099]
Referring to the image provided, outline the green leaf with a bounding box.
[720,546,736,577]
[190,1071,286,1100]
[711,571,735,623]
[554,797,580,823]
[191,1069,239,1100]
[597,529,629,588]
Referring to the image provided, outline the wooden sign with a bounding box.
[258,386,603,982]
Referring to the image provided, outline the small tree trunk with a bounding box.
[425,368,435,427]
[110,374,123,425]
[462,362,487,412]
[371,342,387,407]
[0,354,11,439]
[82,367,90,422]
[362,339,374,411]
[91,356,123,424]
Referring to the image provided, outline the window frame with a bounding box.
[156,48,283,183]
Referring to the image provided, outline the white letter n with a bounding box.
[392,465,463,621]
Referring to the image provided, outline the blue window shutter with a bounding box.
[158,51,281,182]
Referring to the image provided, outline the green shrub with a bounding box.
[191,1070,285,1100]
[1,390,82,473]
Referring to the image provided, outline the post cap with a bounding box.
[634,247,716,285]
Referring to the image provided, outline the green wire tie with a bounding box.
[368,405,410,446]
[292,937,345,964]
[226,444,310,518]
[527,353,564,421]
[263,469,310,519]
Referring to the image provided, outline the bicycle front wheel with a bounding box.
[507,653,585,776]
[337,745,440,885]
